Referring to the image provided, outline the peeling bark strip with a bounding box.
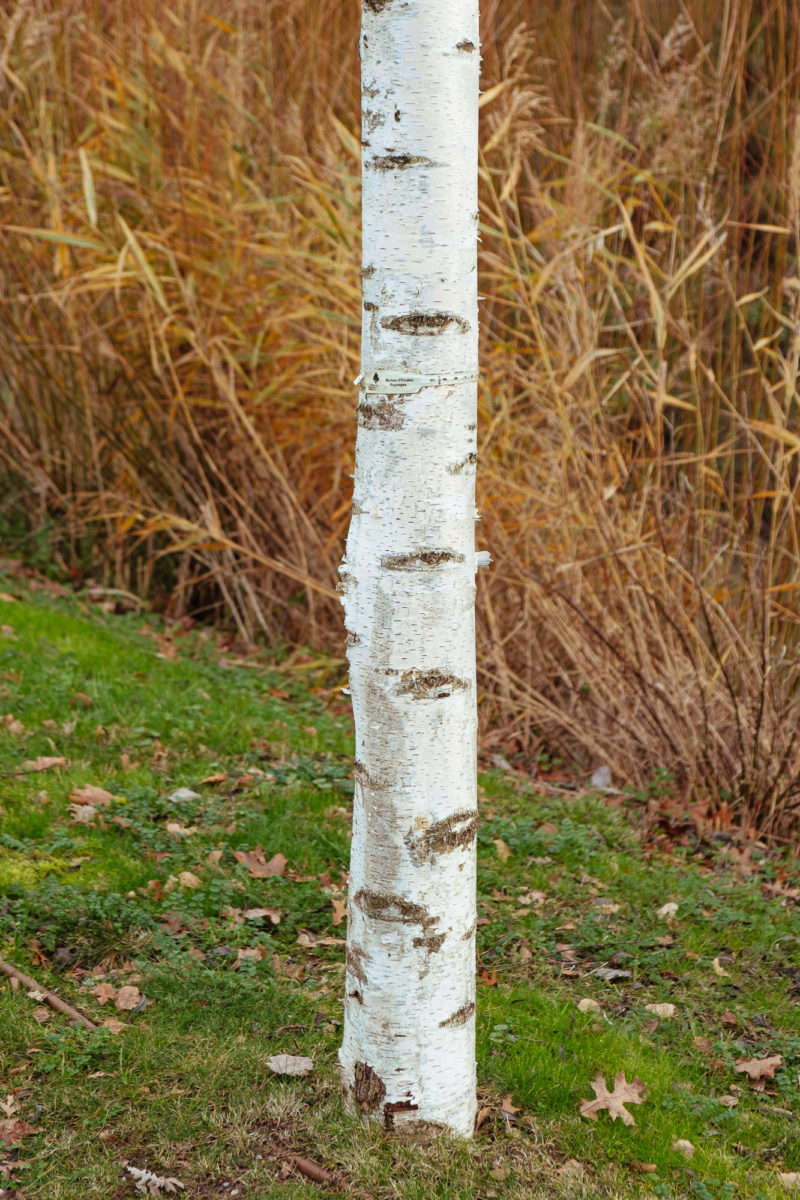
[383,1099,420,1128]
[405,810,479,865]
[396,668,469,700]
[354,888,438,930]
[353,1062,386,1113]
[381,548,464,571]
[380,312,469,335]
[439,1001,475,1028]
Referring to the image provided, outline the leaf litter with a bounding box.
[580,1073,647,1126]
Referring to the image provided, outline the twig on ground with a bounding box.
[0,956,98,1031]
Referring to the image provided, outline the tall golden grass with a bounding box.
[2,0,800,836]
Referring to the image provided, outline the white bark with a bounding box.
[338,0,480,1138]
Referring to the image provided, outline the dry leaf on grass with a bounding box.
[779,1174,800,1190]
[21,756,67,772]
[712,956,731,977]
[243,907,281,924]
[2,715,24,736]
[672,1139,695,1159]
[644,1003,676,1019]
[178,872,201,890]
[0,1119,39,1146]
[102,1017,128,1034]
[492,837,512,862]
[580,1072,646,1126]
[577,998,601,1014]
[31,1007,51,1023]
[69,785,113,806]
[68,804,97,825]
[91,983,117,1005]
[735,1054,782,1081]
[115,986,141,1011]
[499,1094,521,1116]
[267,1054,314,1076]
[331,898,347,926]
[125,1164,185,1193]
[232,847,287,878]
[657,901,679,919]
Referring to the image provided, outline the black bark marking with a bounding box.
[362,264,376,279]
[397,668,470,700]
[346,630,361,647]
[363,300,378,312]
[354,888,438,930]
[439,1001,475,1028]
[353,1061,386,1114]
[412,931,447,953]
[406,810,478,864]
[448,451,477,475]
[383,1098,419,1128]
[345,943,368,984]
[380,311,469,335]
[363,108,385,134]
[369,154,435,171]
[358,399,405,431]
[364,0,393,11]
[456,39,476,51]
[348,988,363,1004]
[394,108,401,122]
[381,547,465,571]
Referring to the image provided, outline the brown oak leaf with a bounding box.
[580,1072,647,1126]
[69,785,113,806]
[232,846,287,878]
[735,1054,782,1081]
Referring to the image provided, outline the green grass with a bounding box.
[1,573,800,1198]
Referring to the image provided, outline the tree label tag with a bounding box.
[355,370,478,395]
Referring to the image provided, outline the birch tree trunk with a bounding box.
[338,0,480,1138]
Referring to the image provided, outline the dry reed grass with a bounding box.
[2,0,800,836]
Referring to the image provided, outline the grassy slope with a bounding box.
[1,577,799,1199]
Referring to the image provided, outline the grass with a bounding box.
[3,0,800,835]
[2,577,800,1198]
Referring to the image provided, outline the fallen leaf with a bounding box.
[672,1139,695,1159]
[719,1094,738,1108]
[499,1094,520,1115]
[577,998,601,1014]
[693,1036,712,1053]
[207,849,223,866]
[644,1003,676,1019]
[168,787,201,803]
[478,968,498,986]
[720,1010,738,1026]
[69,784,113,806]
[115,985,141,1011]
[331,898,347,926]
[3,714,24,736]
[68,804,97,825]
[199,773,227,785]
[70,692,92,708]
[0,592,16,603]
[492,837,512,863]
[233,946,267,968]
[580,1072,647,1126]
[165,822,197,837]
[178,871,202,890]
[21,756,67,772]
[631,1161,657,1173]
[32,1007,51,1023]
[125,1164,185,1193]
[102,1017,128,1033]
[0,1118,39,1146]
[232,847,287,878]
[779,1174,800,1190]
[593,967,631,982]
[243,907,281,924]
[91,983,117,1005]
[0,1097,19,1118]
[735,1054,782,1082]
[712,956,731,977]
[657,901,679,919]
[267,1054,314,1076]
[26,989,45,1001]
[475,1105,492,1131]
